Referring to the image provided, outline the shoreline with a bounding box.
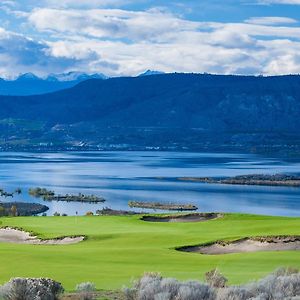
[177,174,300,187]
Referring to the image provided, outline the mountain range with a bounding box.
[0,73,300,153]
[0,72,107,96]
[0,70,164,96]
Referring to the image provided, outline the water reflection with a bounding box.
[0,151,299,216]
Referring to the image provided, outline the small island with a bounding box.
[128,201,198,211]
[44,194,106,203]
[29,187,106,203]
[29,187,55,198]
[178,174,300,187]
[0,202,49,216]
[0,188,22,198]
[96,208,140,216]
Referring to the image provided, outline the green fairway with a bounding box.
[0,214,299,291]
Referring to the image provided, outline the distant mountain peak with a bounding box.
[46,72,108,82]
[138,70,165,77]
[17,73,41,81]
[0,71,108,96]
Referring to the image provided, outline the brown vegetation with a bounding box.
[128,201,198,211]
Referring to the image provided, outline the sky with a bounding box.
[1,0,300,77]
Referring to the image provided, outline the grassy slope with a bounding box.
[0,214,299,291]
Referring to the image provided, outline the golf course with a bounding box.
[0,213,299,291]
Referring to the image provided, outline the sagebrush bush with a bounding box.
[216,286,253,300]
[245,268,300,300]
[76,282,96,292]
[123,272,215,300]
[153,292,170,300]
[273,267,299,277]
[0,278,63,300]
[75,282,96,300]
[124,268,300,300]
[205,269,228,288]
[217,267,300,300]
[177,281,216,300]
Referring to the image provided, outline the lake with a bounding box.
[0,151,299,216]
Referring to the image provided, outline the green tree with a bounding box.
[10,205,17,217]
[0,205,5,217]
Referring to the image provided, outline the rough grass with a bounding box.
[0,213,299,291]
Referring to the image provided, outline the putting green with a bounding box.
[0,213,299,291]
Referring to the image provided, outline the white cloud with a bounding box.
[257,0,300,4]
[28,8,300,41]
[245,16,298,25]
[0,27,83,78]
[28,8,199,41]
[44,0,132,8]
[3,5,300,77]
[46,27,300,76]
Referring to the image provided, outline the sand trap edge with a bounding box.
[141,213,222,223]
[176,236,300,255]
[0,227,85,245]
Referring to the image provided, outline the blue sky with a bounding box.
[0,0,300,77]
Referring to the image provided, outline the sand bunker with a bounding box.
[0,228,84,245]
[141,213,220,223]
[179,236,300,255]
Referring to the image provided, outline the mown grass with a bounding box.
[0,213,299,291]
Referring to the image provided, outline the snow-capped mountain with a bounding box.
[16,72,42,81]
[46,72,108,82]
[0,72,108,96]
[138,70,165,77]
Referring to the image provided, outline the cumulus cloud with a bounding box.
[28,8,200,41]
[28,8,300,41]
[44,19,300,76]
[2,4,300,77]
[0,27,83,77]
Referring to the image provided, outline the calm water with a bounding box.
[0,151,300,216]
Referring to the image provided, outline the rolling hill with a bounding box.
[0,73,300,152]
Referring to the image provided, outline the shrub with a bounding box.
[154,292,170,300]
[124,273,215,300]
[245,268,300,299]
[160,278,181,298]
[205,269,228,288]
[273,267,299,277]
[76,282,96,300]
[0,278,64,300]
[53,212,60,216]
[85,212,94,216]
[123,287,137,300]
[217,267,300,300]
[124,268,300,300]
[177,281,215,300]
[216,286,253,300]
